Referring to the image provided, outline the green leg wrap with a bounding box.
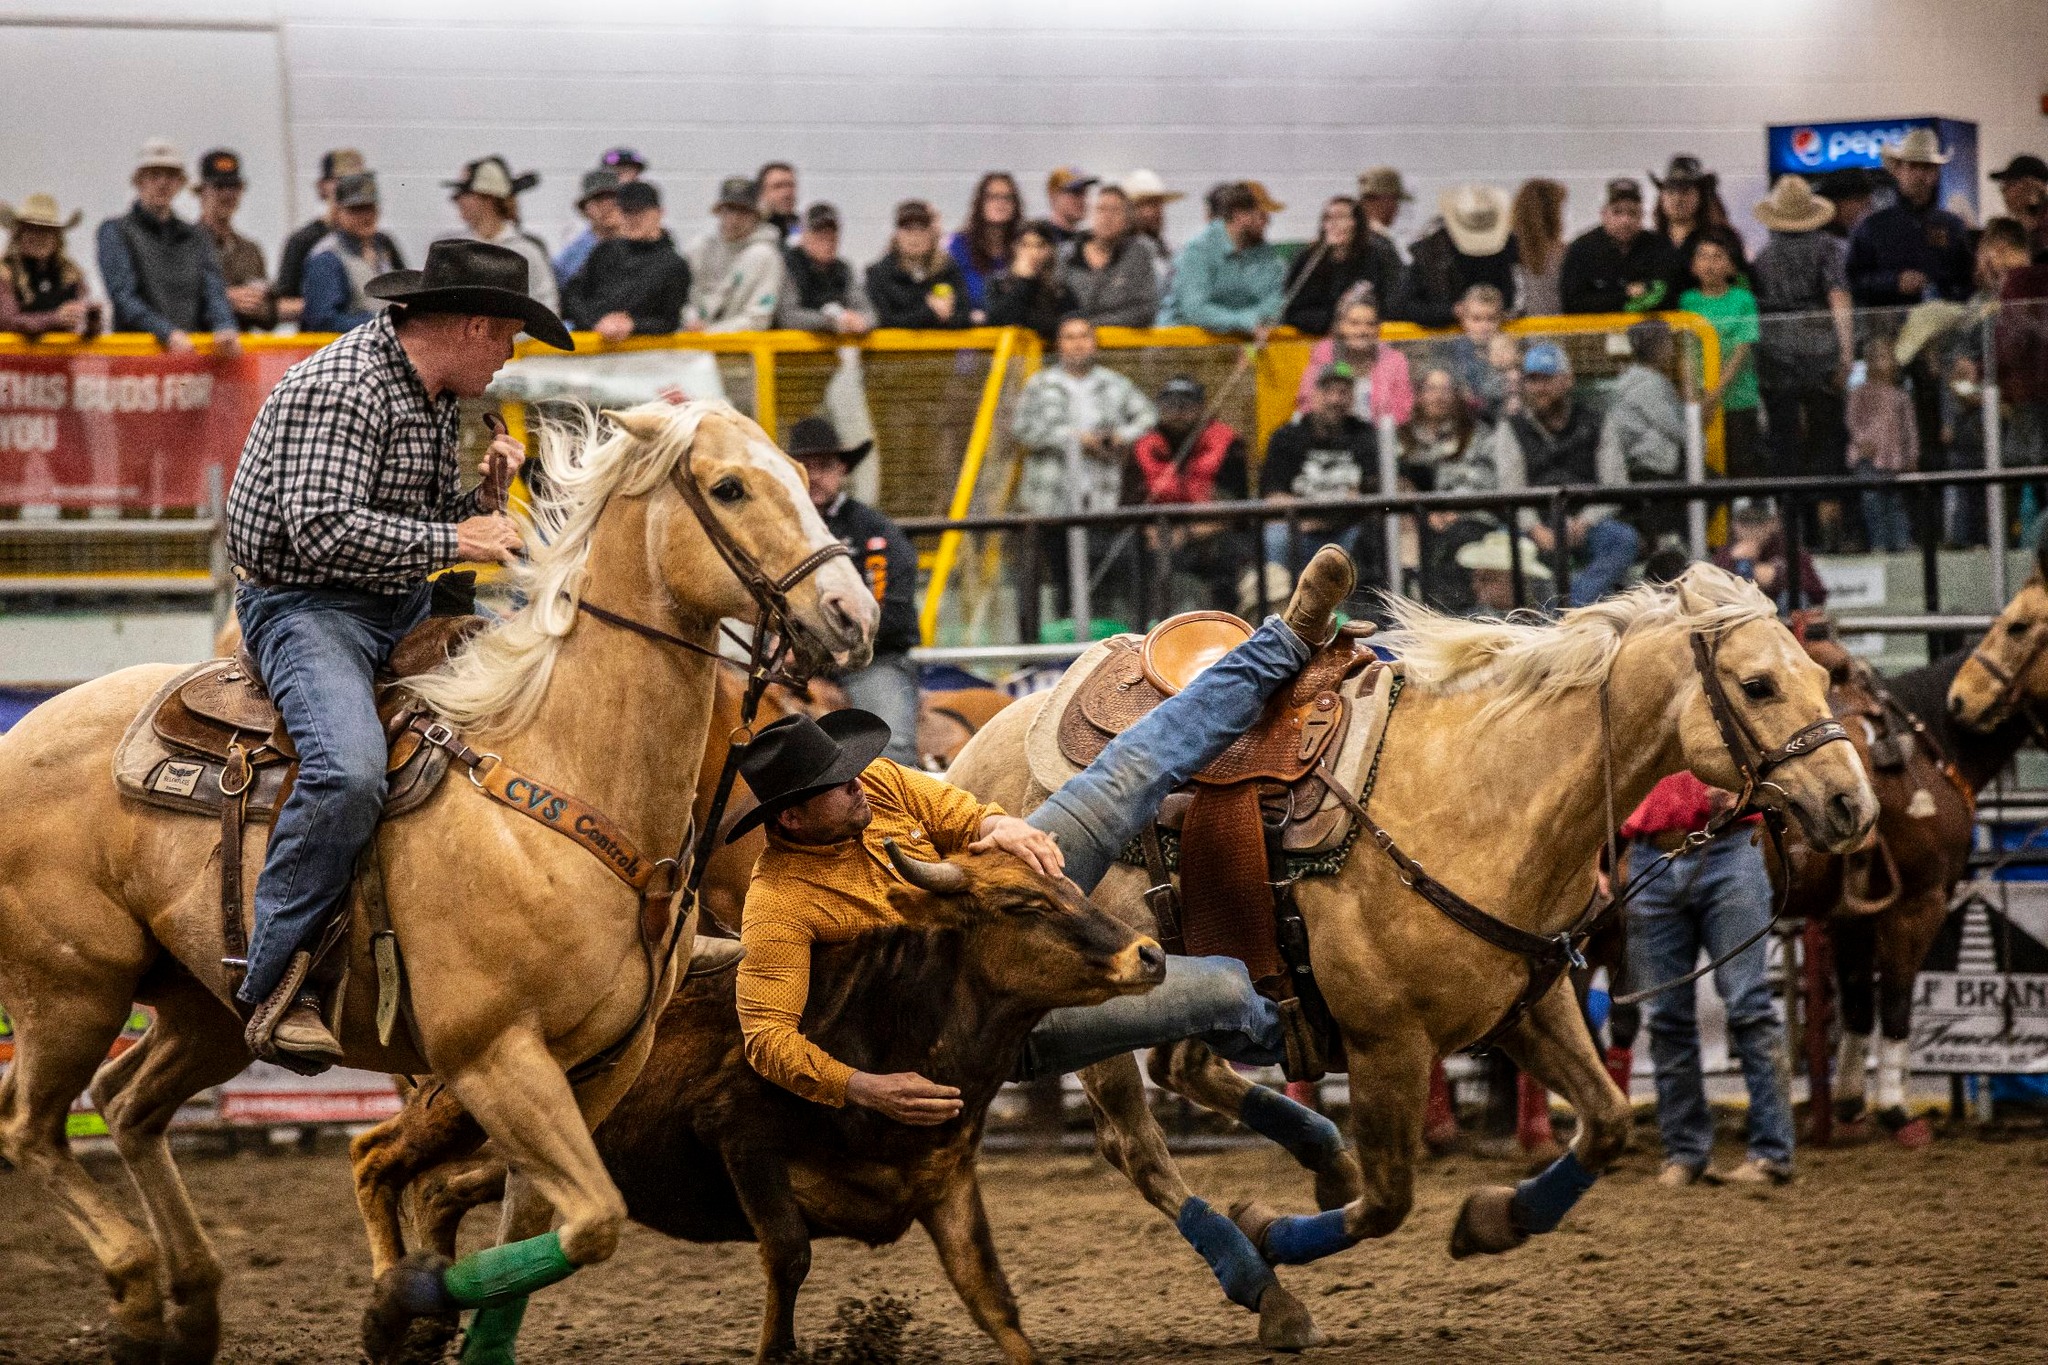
[443,1230,575,1310]
[460,1298,528,1365]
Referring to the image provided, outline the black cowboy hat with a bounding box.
[786,415,873,470]
[725,710,893,843]
[366,239,573,350]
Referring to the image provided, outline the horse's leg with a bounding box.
[1830,914,1878,1121]
[722,1148,812,1363]
[1078,1055,1321,1351]
[413,1156,509,1260]
[91,971,250,1364]
[1451,983,1630,1259]
[0,985,170,1363]
[352,1081,486,1279]
[1872,891,1946,1145]
[917,1166,1034,1365]
[1146,1041,1361,1210]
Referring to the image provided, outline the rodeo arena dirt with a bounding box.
[10,6,2048,1364]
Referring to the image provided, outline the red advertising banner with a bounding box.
[0,346,315,510]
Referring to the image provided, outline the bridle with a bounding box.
[1956,614,2048,736]
[1320,618,1855,1042]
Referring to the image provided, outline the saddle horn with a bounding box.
[884,838,970,896]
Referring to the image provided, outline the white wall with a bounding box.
[6,0,2047,297]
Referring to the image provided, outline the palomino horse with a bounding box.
[947,565,1875,1339]
[0,400,874,1363]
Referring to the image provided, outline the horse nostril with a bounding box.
[1946,693,1966,717]
[1136,941,1166,975]
[1828,792,1860,836]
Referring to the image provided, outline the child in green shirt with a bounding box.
[1680,227,1763,478]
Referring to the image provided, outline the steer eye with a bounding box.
[710,476,746,504]
[2007,619,2030,638]
[1739,677,1776,701]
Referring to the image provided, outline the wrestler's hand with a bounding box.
[456,514,524,565]
[846,1070,963,1125]
[970,814,1065,879]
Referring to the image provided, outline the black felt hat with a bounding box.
[366,239,573,350]
[786,415,873,469]
[725,711,894,843]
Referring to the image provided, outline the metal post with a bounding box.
[1919,484,1943,658]
[1016,526,1041,646]
[1982,313,2006,601]
[1782,489,1805,612]
[204,463,230,632]
[1548,491,1573,608]
[1063,437,1091,641]
[1151,514,1172,624]
[1683,398,1708,559]
[1376,413,1402,599]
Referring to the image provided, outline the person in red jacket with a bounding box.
[1121,374,1251,614]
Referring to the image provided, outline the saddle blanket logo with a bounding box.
[504,775,568,824]
[151,759,207,798]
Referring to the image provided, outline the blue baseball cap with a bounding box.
[1523,342,1570,377]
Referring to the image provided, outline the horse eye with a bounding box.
[711,476,746,505]
[1740,677,1776,701]
[2007,620,2030,638]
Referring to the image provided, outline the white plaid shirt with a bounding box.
[225,312,480,588]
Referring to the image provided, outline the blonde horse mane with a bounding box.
[401,399,737,736]
[1374,563,1776,724]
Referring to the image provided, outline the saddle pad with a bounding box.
[1024,635,1133,798]
[115,661,450,822]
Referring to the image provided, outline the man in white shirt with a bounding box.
[685,175,786,332]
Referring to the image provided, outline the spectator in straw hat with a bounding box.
[554,168,622,284]
[444,155,558,313]
[1159,180,1286,332]
[562,180,691,340]
[686,174,786,332]
[1357,166,1414,265]
[1752,175,1855,544]
[300,173,401,333]
[277,150,404,323]
[1455,528,1552,616]
[96,138,239,353]
[1847,127,1972,308]
[1393,183,1517,327]
[1121,168,1183,293]
[195,149,275,331]
[1560,177,1676,315]
[0,194,98,339]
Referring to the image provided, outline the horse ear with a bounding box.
[602,407,669,444]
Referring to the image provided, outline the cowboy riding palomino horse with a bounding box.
[0,400,874,1364]
[947,565,1875,1327]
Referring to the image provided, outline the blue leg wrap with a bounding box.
[1176,1197,1278,1310]
[1238,1084,1346,1168]
[1511,1150,1598,1234]
[1259,1208,1359,1266]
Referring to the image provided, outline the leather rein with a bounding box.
[416,430,852,1080]
[1317,625,1852,1044]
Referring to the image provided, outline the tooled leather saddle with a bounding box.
[1057,611,1378,988]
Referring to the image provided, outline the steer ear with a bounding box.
[884,839,970,896]
[603,406,669,444]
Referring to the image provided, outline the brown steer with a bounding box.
[395,843,1163,1364]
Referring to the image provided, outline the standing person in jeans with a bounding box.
[1623,772,1795,1186]
[788,416,922,768]
[222,240,566,1069]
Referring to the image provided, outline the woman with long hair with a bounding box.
[1508,178,1568,317]
[1293,285,1414,422]
[946,171,1021,319]
[866,199,969,329]
[1652,155,1746,297]
[984,220,1078,342]
[1282,195,1400,335]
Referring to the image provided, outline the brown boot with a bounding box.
[245,951,343,1076]
[1281,546,1355,647]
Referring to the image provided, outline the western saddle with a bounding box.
[1056,611,1380,1064]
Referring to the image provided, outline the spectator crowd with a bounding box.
[7,133,2048,612]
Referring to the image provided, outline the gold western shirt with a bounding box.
[736,758,1001,1105]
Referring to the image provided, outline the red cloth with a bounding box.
[1619,771,1754,840]
[1997,264,2048,406]
[1128,420,1238,504]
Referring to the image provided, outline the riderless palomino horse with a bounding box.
[0,400,874,1364]
[947,565,1875,1335]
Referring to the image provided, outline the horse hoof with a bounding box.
[395,1313,461,1365]
[162,1299,222,1364]
[1228,1199,1279,1258]
[1832,1097,1866,1124]
[362,1252,455,1363]
[1313,1152,1364,1211]
[1255,1282,1325,1352]
[1449,1186,1527,1260]
[106,1329,164,1365]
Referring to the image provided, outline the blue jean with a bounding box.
[1855,467,1913,553]
[1626,833,1794,1170]
[1019,614,1312,1073]
[837,650,920,768]
[234,582,430,1005]
[1568,517,1641,608]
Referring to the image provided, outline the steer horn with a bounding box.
[884,838,970,895]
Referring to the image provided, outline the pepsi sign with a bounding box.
[1766,116,1978,214]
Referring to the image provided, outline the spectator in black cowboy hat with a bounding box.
[195,149,276,331]
[1813,167,1879,240]
[1560,176,1677,314]
[554,168,622,284]
[776,203,872,334]
[96,138,240,353]
[0,193,99,338]
[786,416,921,766]
[277,149,405,321]
[301,173,401,333]
[444,155,557,313]
[1990,153,2048,259]
[561,180,691,340]
[1651,154,1746,299]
